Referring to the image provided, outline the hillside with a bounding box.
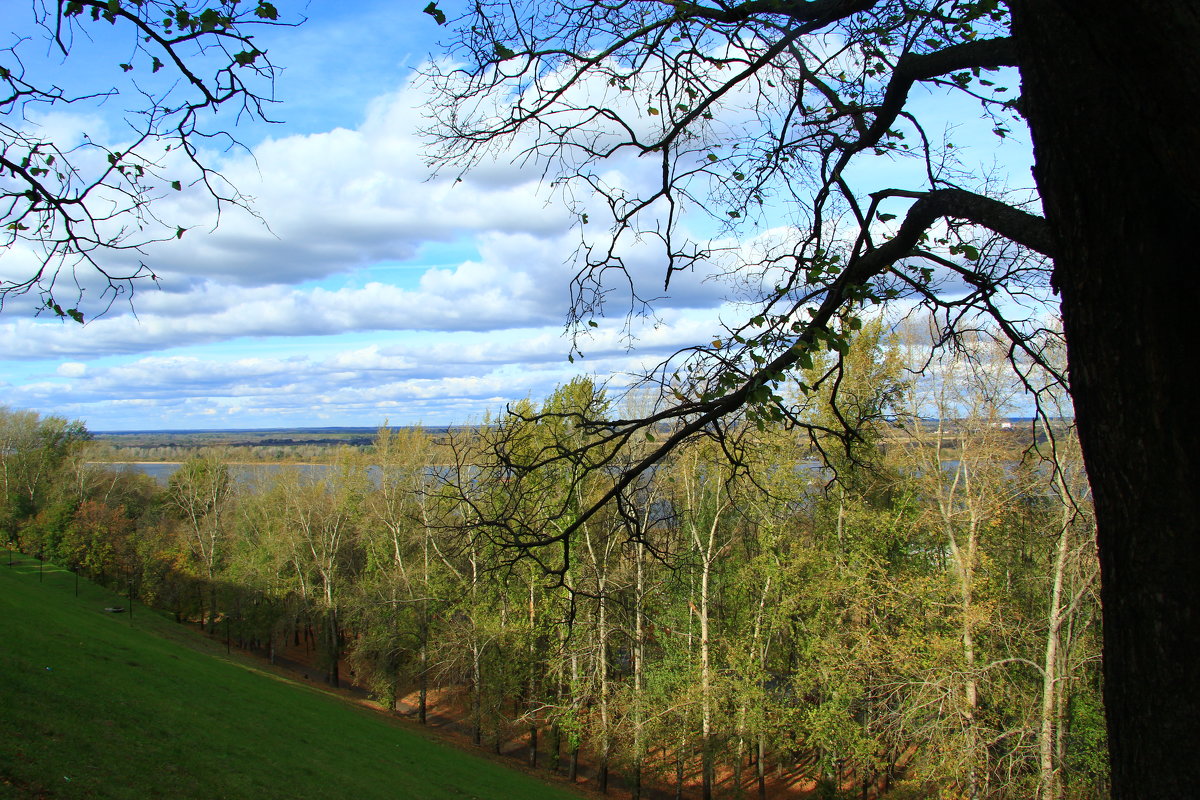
[0,554,581,800]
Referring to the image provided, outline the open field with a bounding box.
[0,554,582,800]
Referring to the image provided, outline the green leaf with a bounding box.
[175,226,186,239]
[170,180,182,191]
[255,1,279,20]
[197,8,225,32]
[647,107,660,116]
[494,42,515,60]
[233,50,261,66]
[588,320,598,328]
[423,2,446,25]
[151,56,164,73]
[877,212,896,222]
[707,153,718,162]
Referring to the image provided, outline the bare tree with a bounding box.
[2,0,290,318]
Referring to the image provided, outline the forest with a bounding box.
[1,323,1106,800]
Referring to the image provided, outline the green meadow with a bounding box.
[0,554,579,799]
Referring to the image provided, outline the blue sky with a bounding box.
[1,2,1034,431]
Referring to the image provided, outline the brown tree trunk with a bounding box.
[1012,4,1200,797]
[549,724,561,773]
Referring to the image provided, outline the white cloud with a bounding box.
[56,362,87,377]
[11,17,1030,432]
[4,306,729,429]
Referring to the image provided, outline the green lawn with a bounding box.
[0,553,580,799]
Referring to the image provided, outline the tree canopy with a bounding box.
[419,0,1063,527]
[421,2,1198,797]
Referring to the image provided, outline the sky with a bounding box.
[1,1,1033,431]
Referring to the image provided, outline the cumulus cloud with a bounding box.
[6,307,728,429]
[1,29,812,430]
[118,84,578,289]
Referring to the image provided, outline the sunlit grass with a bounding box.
[0,552,578,799]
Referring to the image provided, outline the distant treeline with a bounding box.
[88,427,466,463]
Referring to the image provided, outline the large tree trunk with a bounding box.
[1012,4,1200,797]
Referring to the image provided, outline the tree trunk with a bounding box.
[325,607,340,688]
[527,576,538,768]
[472,641,483,747]
[632,540,646,800]
[675,744,685,800]
[418,653,428,724]
[757,735,767,800]
[418,606,429,724]
[1038,490,1072,800]
[1012,4,1200,797]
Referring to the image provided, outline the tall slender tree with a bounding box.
[167,452,233,631]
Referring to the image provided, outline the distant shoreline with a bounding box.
[89,460,328,467]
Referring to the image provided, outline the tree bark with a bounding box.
[1012,4,1200,797]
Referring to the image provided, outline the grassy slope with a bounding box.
[0,555,579,800]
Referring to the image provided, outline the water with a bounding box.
[95,462,341,486]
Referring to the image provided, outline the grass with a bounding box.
[0,552,581,799]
